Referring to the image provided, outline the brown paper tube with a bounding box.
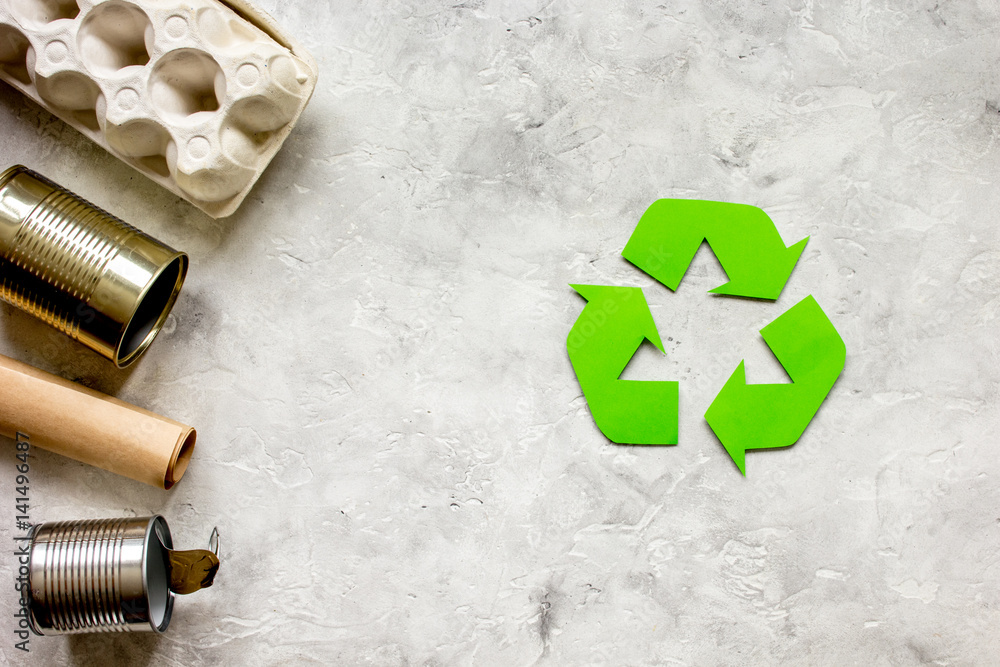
[0,354,195,489]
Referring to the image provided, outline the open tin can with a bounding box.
[23,516,176,634]
[0,166,187,367]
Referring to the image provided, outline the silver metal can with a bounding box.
[23,516,175,634]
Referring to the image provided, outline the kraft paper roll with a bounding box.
[0,354,195,489]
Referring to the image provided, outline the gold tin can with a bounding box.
[0,166,187,367]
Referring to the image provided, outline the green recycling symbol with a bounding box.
[567,200,846,475]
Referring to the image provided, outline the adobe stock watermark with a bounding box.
[12,432,31,653]
[566,287,623,354]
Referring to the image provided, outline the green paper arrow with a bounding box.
[705,295,846,475]
[567,284,678,445]
[622,199,808,300]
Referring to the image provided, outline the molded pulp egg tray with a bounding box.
[0,0,318,218]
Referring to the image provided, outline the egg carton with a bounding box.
[0,0,318,218]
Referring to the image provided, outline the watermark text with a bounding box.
[12,433,31,653]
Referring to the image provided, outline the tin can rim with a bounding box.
[144,515,176,633]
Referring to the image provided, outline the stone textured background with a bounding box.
[2,0,1000,664]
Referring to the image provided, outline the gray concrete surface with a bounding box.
[2,0,999,664]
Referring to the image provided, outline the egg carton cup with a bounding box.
[0,0,318,218]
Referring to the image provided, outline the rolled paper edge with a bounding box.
[164,427,197,490]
